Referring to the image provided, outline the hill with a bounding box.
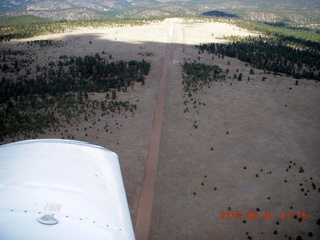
[1,0,319,29]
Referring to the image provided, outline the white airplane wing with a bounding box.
[0,139,135,240]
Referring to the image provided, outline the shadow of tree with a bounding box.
[202,10,240,19]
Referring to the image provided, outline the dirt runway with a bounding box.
[134,20,174,240]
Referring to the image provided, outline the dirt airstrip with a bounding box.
[1,18,320,239]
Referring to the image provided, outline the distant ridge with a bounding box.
[0,0,319,29]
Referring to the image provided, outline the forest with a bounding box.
[197,36,320,80]
[0,46,150,141]
[233,20,320,43]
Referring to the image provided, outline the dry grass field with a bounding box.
[1,18,319,239]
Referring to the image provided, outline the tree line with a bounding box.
[182,61,225,96]
[181,60,226,126]
[0,54,150,104]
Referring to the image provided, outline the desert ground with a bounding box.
[1,18,320,239]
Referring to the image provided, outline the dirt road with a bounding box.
[134,19,174,240]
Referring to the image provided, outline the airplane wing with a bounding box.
[0,139,135,240]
